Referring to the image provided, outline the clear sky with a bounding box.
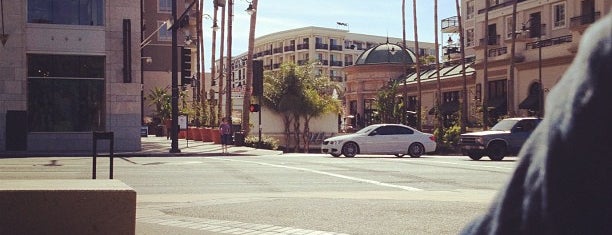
[200,0,458,72]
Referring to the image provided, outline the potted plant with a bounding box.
[147,87,171,136]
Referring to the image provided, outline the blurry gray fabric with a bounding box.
[460,13,612,235]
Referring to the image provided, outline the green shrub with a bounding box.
[244,135,279,150]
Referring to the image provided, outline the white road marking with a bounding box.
[138,213,350,235]
[210,158,424,192]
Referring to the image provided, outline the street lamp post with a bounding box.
[170,0,180,153]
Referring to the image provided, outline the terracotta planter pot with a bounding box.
[193,127,203,141]
[187,127,198,140]
[198,128,206,141]
[202,128,212,142]
[178,130,186,139]
[211,129,221,144]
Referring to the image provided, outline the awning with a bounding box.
[518,93,540,110]
[428,100,460,115]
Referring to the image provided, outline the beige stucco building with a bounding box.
[461,0,610,124]
[221,27,436,136]
[1,0,142,152]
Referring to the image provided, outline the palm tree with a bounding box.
[483,0,490,128]
[455,0,468,133]
[217,2,226,124]
[401,0,408,126]
[301,76,341,152]
[147,87,171,123]
[243,0,259,135]
[262,62,302,151]
[225,0,233,122]
[412,0,422,130]
[377,81,400,123]
[508,0,518,117]
[434,0,443,135]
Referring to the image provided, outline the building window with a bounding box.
[159,0,172,12]
[28,0,104,26]
[506,16,514,39]
[27,54,105,132]
[466,1,474,19]
[465,28,475,47]
[552,2,566,29]
[158,21,171,41]
[488,79,507,99]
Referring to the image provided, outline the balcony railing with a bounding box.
[344,61,353,66]
[488,47,507,57]
[273,47,283,54]
[330,44,343,51]
[284,45,295,52]
[441,16,458,30]
[315,43,329,50]
[479,35,501,46]
[297,43,309,50]
[570,12,601,29]
[297,59,309,65]
[330,61,343,67]
[525,35,572,50]
[478,0,526,14]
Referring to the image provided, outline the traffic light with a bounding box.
[249,104,260,112]
[181,47,192,85]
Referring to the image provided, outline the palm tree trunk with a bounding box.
[225,0,233,121]
[218,3,226,124]
[243,0,258,135]
[196,0,206,102]
[293,113,300,152]
[402,0,408,126]
[455,0,468,133]
[508,1,518,117]
[412,0,422,131]
[197,0,204,120]
[434,0,443,133]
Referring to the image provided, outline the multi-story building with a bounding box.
[358,0,609,132]
[0,0,142,152]
[141,0,202,124]
[221,26,436,122]
[462,0,610,124]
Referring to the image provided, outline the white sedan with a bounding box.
[321,124,437,158]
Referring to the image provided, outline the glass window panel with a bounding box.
[27,54,105,132]
[27,0,104,25]
[159,0,172,12]
[28,0,52,23]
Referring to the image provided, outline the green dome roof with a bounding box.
[355,43,417,65]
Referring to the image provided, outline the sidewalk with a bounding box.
[130,136,283,157]
[0,136,283,158]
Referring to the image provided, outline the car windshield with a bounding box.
[490,119,519,131]
[355,126,377,134]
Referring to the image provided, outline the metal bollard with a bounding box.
[92,131,114,179]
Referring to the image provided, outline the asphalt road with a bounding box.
[0,153,520,235]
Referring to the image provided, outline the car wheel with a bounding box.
[487,142,506,161]
[331,153,341,157]
[468,153,483,160]
[341,142,359,158]
[408,143,424,158]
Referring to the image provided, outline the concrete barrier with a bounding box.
[0,180,136,235]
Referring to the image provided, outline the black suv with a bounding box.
[459,117,541,161]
